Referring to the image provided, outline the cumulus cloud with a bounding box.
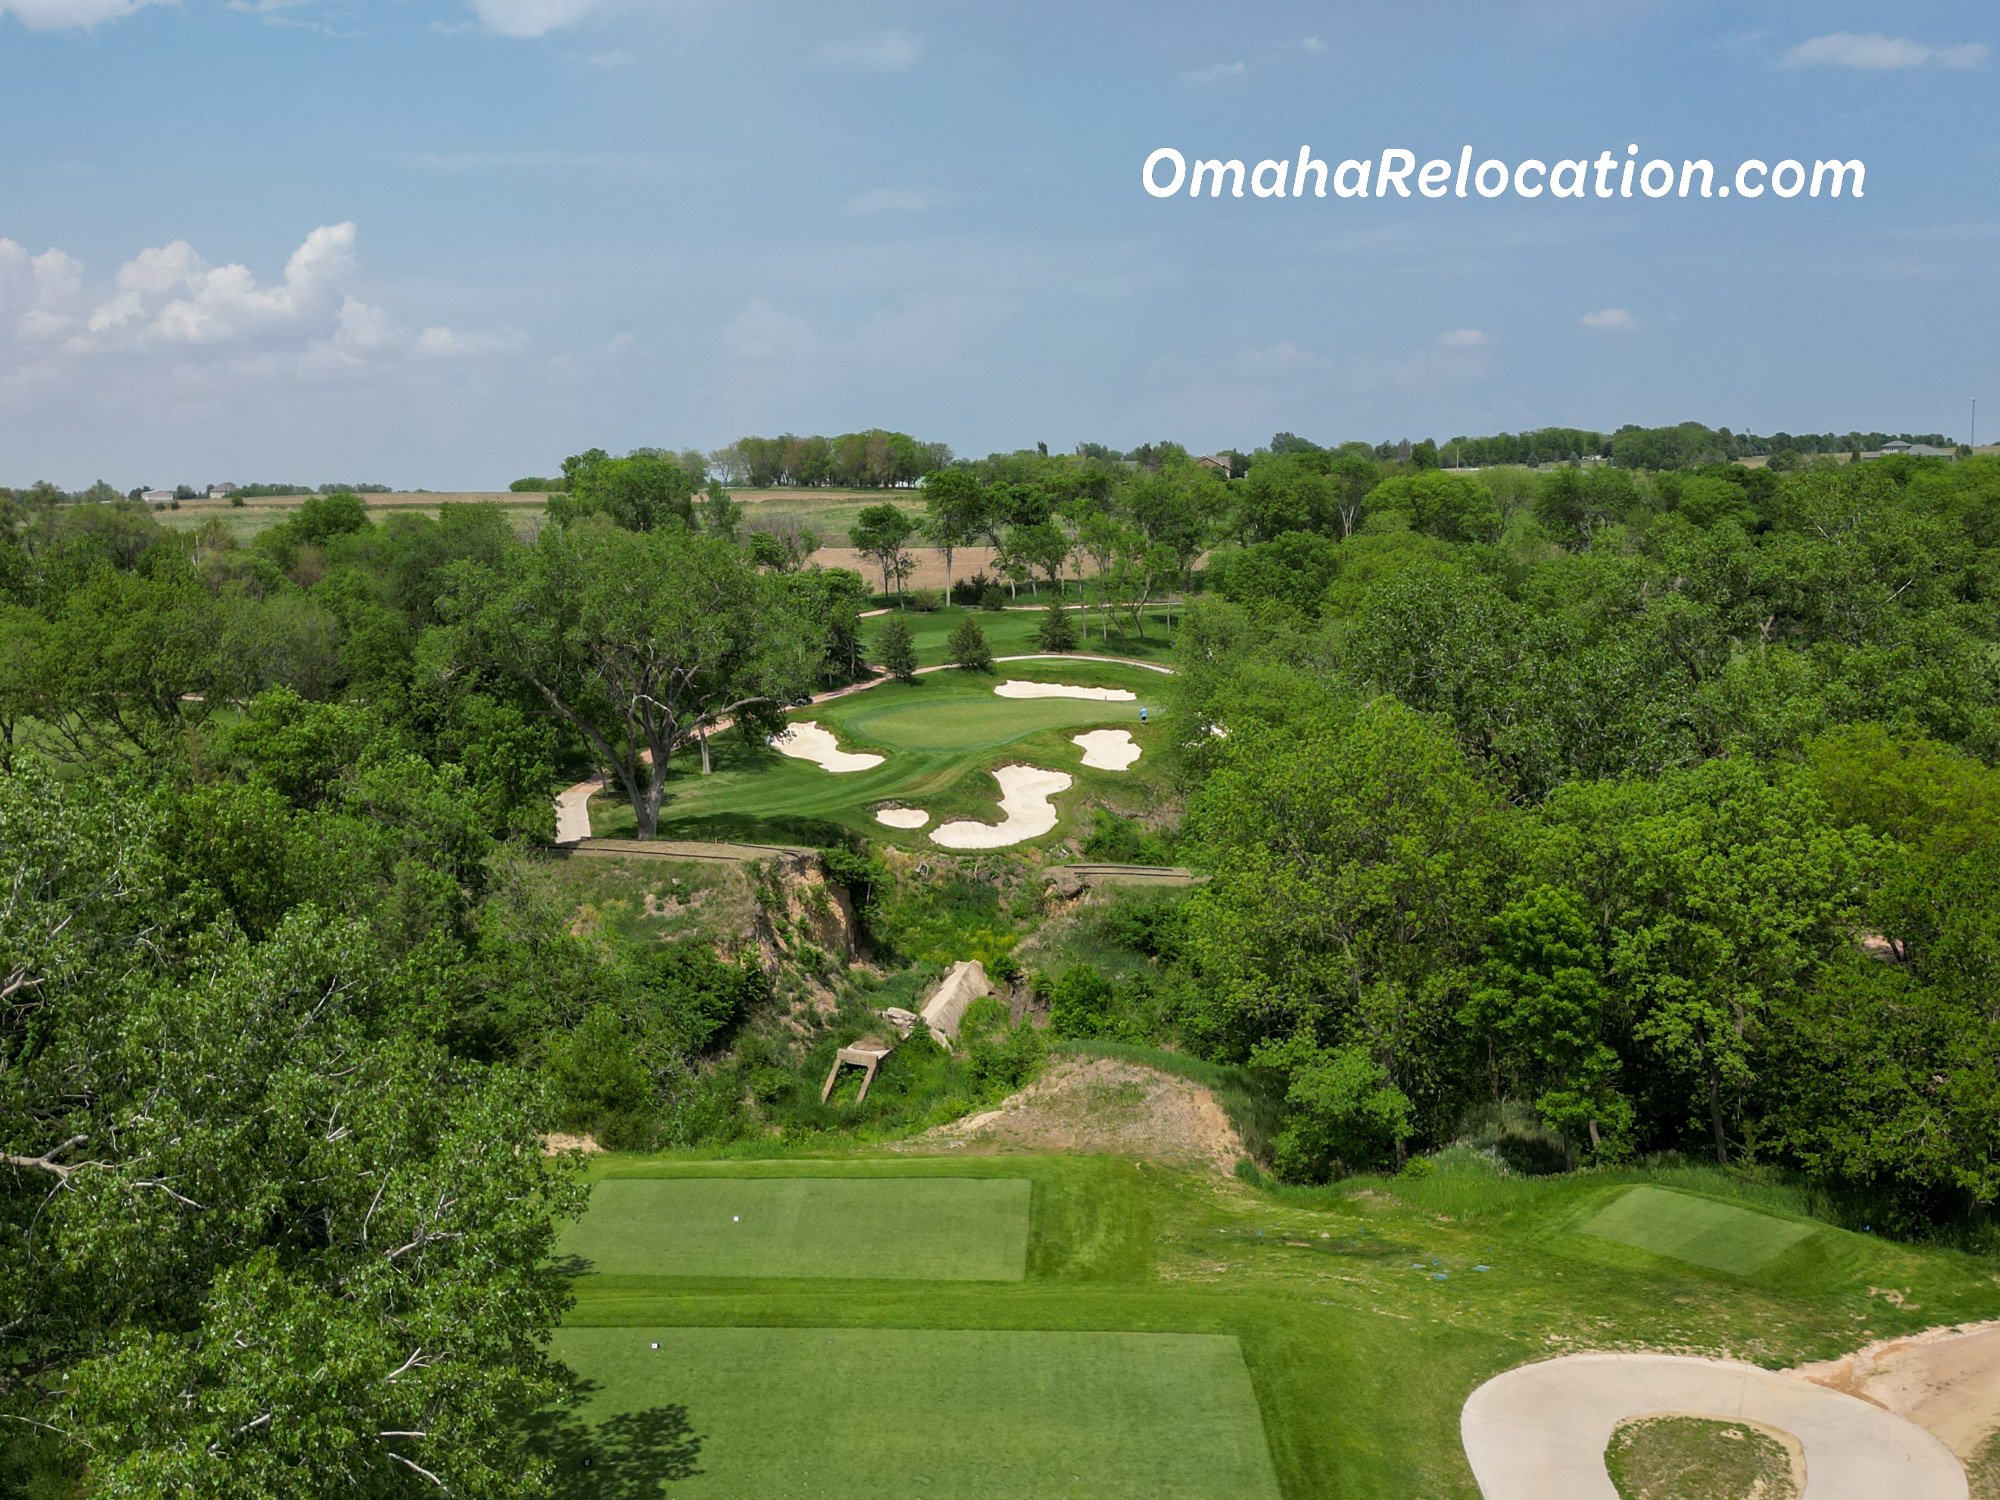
[0,0,170,29]
[0,223,519,388]
[0,241,85,342]
[820,30,923,72]
[846,187,950,217]
[1780,32,1988,70]
[1438,328,1488,348]
[1183,61,1247,83]
[1580,307,1636,332]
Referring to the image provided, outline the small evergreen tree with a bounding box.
[1036,602,1076,653]
[948,614,993,672]
[878,615,919,682]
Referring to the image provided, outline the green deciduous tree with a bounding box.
[445,523,815,836]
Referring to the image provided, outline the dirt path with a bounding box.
[912,1056,1244,1173]
[1794,1320,2000,1466]
[1461,1352,1968,1499]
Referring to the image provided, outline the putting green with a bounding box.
[559,1176,1031,1281]
[550,1326,1283,1499]
[1580,1186,1818,1276]
[593,660,1171,844]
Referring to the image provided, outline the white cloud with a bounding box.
[1780,32,1988,70]
[0,223,520,392]
[466,0,602,38]
[1183,61,1247,83]
[1438,328,1488,348]
[0,0,170,29]
[1580,307,1636,332]
[0,241,84,342]
[846,187,950,217]
[1297,36,1326,53]
[820,30,923,72]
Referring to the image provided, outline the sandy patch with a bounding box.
[1793,1318,2000,1463]
[914,1056,1245,1173]
[930,765,1071,849]
[993,679,1136,702]
[538,1131,604,1155]
[772,720,884,773]
[1072,728,1141,770]
[874,806,930,829]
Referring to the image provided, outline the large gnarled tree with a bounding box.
[448,522,815,838]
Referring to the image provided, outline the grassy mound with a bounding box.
[1582,1186,1819,1276]
[557,1176,1031,1282]
[1605,1416,1798,1500]
[551,1326,1281,1499]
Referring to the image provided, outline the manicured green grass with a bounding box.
[552,1153,2000,1499]
[1581,1186,1819,1276]
[558,1177,1031,1281]
[1605,1416,1797,1500]
[860,604,1180,665]
[590,660,1173,847]
[551,1325,1282,1499]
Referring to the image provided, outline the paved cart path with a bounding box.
[1461,1352,1967,1500]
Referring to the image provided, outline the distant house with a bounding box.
[1194,454,1232,475]
[140,489,173,503]
[1864,441,1956,461]
[207,483,237,500]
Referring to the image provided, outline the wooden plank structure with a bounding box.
[820,1041,896,1104]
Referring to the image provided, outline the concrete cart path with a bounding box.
[1461,1352,1967,1500]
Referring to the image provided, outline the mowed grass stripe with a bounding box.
[1580,1186,1818,1276]
[560,1177,1032,1282]
[552,1326,1283,1500]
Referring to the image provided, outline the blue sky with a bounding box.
[1,0,1994,487]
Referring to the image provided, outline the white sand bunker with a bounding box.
[874,806,930,829]
[993,679,1136,702]
[771,721,883,773]
[931,765,1073,849]
[1072,729,1141,771]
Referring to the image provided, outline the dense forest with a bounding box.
[3,437,1997,1491]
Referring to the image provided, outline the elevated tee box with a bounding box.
[551,1326,1284,1500]
[1580,1185,1818,1276]
[560,1176,1031,1281]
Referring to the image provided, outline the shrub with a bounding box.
[980,586,1007,611]
[1035,603,1077,653]
[987,952,1023,987]
[908,588,945,613]
[948,615,993,672]
[952,572,992,607]
[1046,963,1116,1038]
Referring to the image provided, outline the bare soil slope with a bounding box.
[915,1055,1244,1172]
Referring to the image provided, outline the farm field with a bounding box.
[547,1152,2000,1499]
[587,659,1172,847]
